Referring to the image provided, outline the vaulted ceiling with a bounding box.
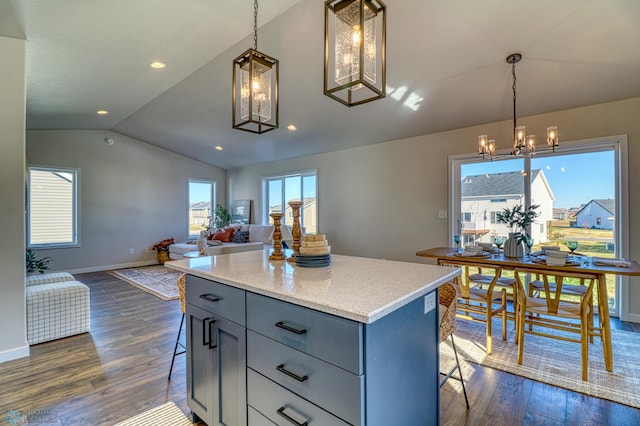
[3,0,640,169]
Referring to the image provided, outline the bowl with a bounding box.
[478,242,494,250]
[546,257,566,266]
[542,245,560,253]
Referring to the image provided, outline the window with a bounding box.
[462,212,472,222]
[451,136,628,316]
[28,166,79,248]
[188,179,215,238]
[263,170,317,233]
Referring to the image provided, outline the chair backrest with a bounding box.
[440,261,503,299]
[439,282,457,343]
[514,268,596,314]
[177,273,186,314]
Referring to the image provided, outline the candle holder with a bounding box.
[287,200,303,263]
[269,212,286,261]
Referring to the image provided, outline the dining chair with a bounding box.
[439,282,469,409]
[467,267,517,321]
[168,273,187,380]
[441,261,507,355]
[514,268,598,380]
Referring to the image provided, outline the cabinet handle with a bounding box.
[276,364,308,382]
[276,407,309,426]
[208,318,217,349]
[202,317,211,347]
[275,321,307,335]
[199,294,221,303]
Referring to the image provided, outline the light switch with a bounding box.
[438,210,448,219]
[424,292,436,314]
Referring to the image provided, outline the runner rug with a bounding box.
[440,320,640,408]
[114,402,191,426]
[108,265,183,300]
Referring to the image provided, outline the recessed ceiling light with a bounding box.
[96,110,109,115]
[150,61,167,69]
[215,146,223,151]
[287,124,297,131]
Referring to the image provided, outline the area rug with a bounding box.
[108,266,183,300]
[440,321,640,408]
[114,402,191,426]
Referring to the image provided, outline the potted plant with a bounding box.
[153,237,175,264]
[496,204,540,257]
[214,204,231,229]
[25,248,52,275]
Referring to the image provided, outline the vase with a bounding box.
[504,232,524,258]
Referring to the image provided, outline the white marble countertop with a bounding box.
[165,249,460,324]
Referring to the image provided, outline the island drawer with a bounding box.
[247,368,352,426]
[247,330,363,425]
[248,405,276,425]
[246,292,363,375]
[186,275,245,325]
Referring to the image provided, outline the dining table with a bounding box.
[416,246,640,373]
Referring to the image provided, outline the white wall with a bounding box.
[0,36,28,362]
[228,97,640,316]
[27,130,226,273]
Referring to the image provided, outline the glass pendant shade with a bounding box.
[233,48,279,134]
[325,0,386,106]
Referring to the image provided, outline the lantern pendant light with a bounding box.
[324,0,386,106]
[233,0,279,134]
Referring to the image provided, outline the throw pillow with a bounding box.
[212,228,234,242]
[232,230,250,243]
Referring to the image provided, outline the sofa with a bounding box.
[25,272,90,345]
[169,224,291,260]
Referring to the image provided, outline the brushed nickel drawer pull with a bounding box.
[276,364,308,382]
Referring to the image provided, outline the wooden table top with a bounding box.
[416,247,640,276]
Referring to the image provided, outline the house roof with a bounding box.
[576,199,616,216]
[461,170,542,198]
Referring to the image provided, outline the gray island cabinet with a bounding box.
[166,250,460,426]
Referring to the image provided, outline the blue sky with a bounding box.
[462,150,615,209]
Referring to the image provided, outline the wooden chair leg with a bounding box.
[501,289,507,341]
[486,301,493,355]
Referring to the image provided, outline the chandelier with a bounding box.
[478,53,559,159]
[232,0,279,134]
[324,0,386,106]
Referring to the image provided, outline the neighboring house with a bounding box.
[553,208,569,220]
[460,169,555,245]
[574,199,615,230]
[189,201,211,226]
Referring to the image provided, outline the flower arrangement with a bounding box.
[152,237,175,252]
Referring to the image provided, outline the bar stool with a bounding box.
[168,273,186,380]
[439,282,470,409]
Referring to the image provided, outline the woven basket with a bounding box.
[439,282,457,343]
[177,273,186,314]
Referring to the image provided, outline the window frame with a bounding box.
[27,165,80,249]
[187,178,216,239]
[449,134,629,318]
[262,169,318,232]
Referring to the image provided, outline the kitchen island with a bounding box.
[166,249,460,426]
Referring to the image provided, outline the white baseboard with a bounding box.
[625,312,640,324]
[0,344,29,364]
[66,260,158,275]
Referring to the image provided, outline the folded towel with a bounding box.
[592,257,631,267]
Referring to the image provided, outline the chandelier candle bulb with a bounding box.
[526,134,536,152]
[547,126,558,150]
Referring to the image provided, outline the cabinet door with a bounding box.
[211,314,247,426]
[186,304,215,426]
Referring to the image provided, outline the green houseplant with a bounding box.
[26,248,52,275]
[214,203,231,229]
[496,204,540,257]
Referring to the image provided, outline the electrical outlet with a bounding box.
[129,248,135,255]
[424,292,436,314]
[144,247,150,254]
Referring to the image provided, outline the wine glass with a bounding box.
[454,235,461,252]
[494,236,505,250]
[525,237,534,257]
[566,241,578,256]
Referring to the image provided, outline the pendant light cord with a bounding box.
[253,0,258,50]
[512,61,517,143]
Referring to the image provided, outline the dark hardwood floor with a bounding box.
[1,271,639,425]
